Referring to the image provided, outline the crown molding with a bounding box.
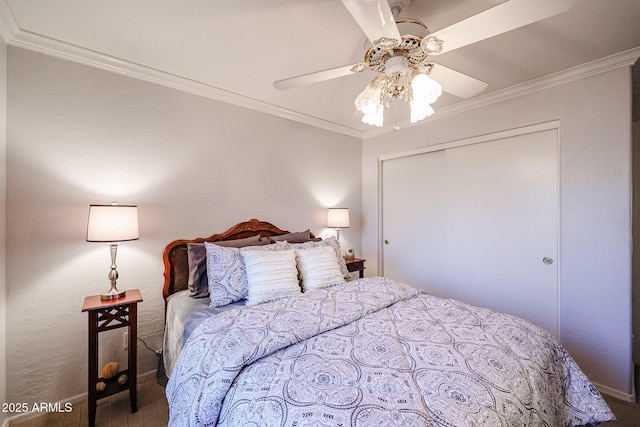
[6,28,364,139]
[363,46,640,139]
[0,0,18,43]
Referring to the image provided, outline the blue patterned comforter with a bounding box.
[166,277,614,426]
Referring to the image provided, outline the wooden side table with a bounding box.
[82,289,143,427]
[345,258,366,278]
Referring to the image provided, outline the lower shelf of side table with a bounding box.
[95,369,132,399]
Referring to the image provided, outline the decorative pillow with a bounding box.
[289,236,350,278]
[203,242,245,306]
[217,235,263,248]
[204,240,289,307]
[270,229,316,243]
[295,246,345,292]
[187,235,267,298]
[241,249,301,305]
[186,243,210,298]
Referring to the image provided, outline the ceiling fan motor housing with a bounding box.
[366,16,433,73]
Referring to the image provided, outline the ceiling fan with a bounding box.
[274,0,576,128]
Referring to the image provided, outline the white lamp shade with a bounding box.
[327,208,350,228]
[87,204,139,242]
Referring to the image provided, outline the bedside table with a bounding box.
[82,289,143,427]
[345,258,366,278]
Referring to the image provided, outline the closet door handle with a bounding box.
[384,240,390,245]
[543,257,554,265]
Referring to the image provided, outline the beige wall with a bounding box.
[4,46,362,407]
[634,119,639,370]
[0,37,7,427]
[362,66,634,397]
[633,60,639,373]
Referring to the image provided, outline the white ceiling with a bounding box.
[1,0,639,138]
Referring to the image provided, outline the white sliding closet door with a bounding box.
[381,150,447,287]
[382,128,559,336]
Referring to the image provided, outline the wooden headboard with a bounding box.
[162,219,299,302]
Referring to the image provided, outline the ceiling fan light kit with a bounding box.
[352,15,445,128]
[274,0,576,130]
[354,55,443,127]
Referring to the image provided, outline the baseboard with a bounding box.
[595,381,636,403]
[4,369,157,426]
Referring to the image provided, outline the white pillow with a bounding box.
[241,249,301,305]
[295,246,346,292]
[289,236,350,278]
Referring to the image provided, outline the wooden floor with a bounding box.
[9,375,168,427]
[8,375,640,426]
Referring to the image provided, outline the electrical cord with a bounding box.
[137,336,162,357]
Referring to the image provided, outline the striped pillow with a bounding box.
[241,249,301,305]
[289,237,350,278]
[295,246,346,292]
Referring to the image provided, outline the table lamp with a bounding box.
[86,203,139,300]
[327,207,350,242]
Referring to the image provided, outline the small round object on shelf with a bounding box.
[101,362,120,379]
[117,374,128,385]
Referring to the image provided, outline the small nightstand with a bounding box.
[82,289,143,427]
[345,258,366,278]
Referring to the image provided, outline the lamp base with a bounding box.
[101,290,126,300]
[102,250,126,300]
[101,284,126,301]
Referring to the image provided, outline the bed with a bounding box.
[162,219,615,427]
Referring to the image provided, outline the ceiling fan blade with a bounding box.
[274,64,364,90]
[340,0,401,47]
[431,0,576,54]
[429,63,488,99]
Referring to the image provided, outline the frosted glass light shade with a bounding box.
[411,73,442,104]
[327,208,350,228]
[355,84,382,114]
[87,204,139,243]
[410,98,435,123]
[409,73,443,123]
[362,106,384,127]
